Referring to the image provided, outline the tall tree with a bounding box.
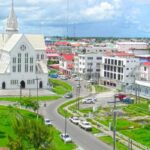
[8,116,55,150]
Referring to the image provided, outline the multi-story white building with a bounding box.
[116,42,148,52]
[100,52,140,87]
[0,1,48,89]
[74,53,102,81]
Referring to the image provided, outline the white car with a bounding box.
[69,116,80,125]
[74,77,83,81]
[79,121,92,131]
[60,133,72,143]
[82,98,96,104]
[44,119,52,126]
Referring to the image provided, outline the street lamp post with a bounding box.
[20,84,22,101]
[113,95,117,150]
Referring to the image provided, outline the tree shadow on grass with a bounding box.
[0,131,6,138]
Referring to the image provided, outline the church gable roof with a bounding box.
[25,34,46,50]
[3,34,22,52]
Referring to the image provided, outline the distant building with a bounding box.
[100,52,140,87]
[116,42,148,52]
[59,53,75,76]
[74,53,102,81]
[0,1,48,89]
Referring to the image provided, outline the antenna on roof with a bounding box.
[66,0,69,40]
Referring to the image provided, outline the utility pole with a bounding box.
[64,109,67,135]
[113,95,117,150]
[33,76,41,119]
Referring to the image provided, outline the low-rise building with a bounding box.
[59,53,75,76]
[116,41,148,52]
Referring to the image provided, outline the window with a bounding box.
[25,53,28,63]
[104,72,106,77]
[108,59,110,64]
[87,63,93,66]
[41,54,44,59]
[97,57,102,60]
[87,69,93,72]
[111,59,114,64]
[37,54,39,60]
[13,57,16,63]
[30,57,33,63]
[114,74,116,79]
[30,66,33,72]
[114,66,116,72]
[18,64,21,72]
[104,65,107,70]
[18,53,21,63]
[105,59,107,64]
[96,69,100,72]
[126,68,129,70]
[144,67,147,71]
[25,64,28,72]
[87,57,93,60]
[12,66,16,72]
[115,60,117,65]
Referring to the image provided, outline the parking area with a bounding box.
[0,89,55,96]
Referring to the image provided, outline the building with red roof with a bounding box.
[59,53,75,76]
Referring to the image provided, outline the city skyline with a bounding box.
[0,0,150,37]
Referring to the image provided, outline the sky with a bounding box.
[0,0,150,37]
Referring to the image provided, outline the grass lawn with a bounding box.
[123,103,150,116]
[80,107,93,114]
[121,127,150,147]
[94,85,109,93]
[49,79,72,95]
[0,105,38,146]
[0,95,61,102]
[100,136,128,150]
[53,127,76,150]
[58,98,81,118]
[0,105,76,150]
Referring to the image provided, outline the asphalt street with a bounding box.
[40,79,113,150]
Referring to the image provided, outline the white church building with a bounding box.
[0,1,48,89]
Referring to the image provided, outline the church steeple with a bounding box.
[6,0,18,35]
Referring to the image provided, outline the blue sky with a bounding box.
[0,0,150,37]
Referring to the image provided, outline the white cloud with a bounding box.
[81,0,122,22]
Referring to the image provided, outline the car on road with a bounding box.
[87,79,95,84]
[69,116,80,125]
[82,98,96,104]
[65,92,73,98]
[78,121,92,131]
[60,133,72,143]
[74,77,83,81]
[44,118,52,126]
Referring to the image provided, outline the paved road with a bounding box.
[41,99,111,150]
[40,79,112,150]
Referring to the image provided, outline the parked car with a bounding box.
[60,133,72,143]
[65,93,73,98]
[87,79,95,84]
[115,93,127,100]
[44,119,52,126]
[60,75,68,80]
[69,116,80,125]
[74,77,83,81]
[78,121,92,131]
[49,73,58,78]
[122,97,134,104]
[82,98,96,104]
